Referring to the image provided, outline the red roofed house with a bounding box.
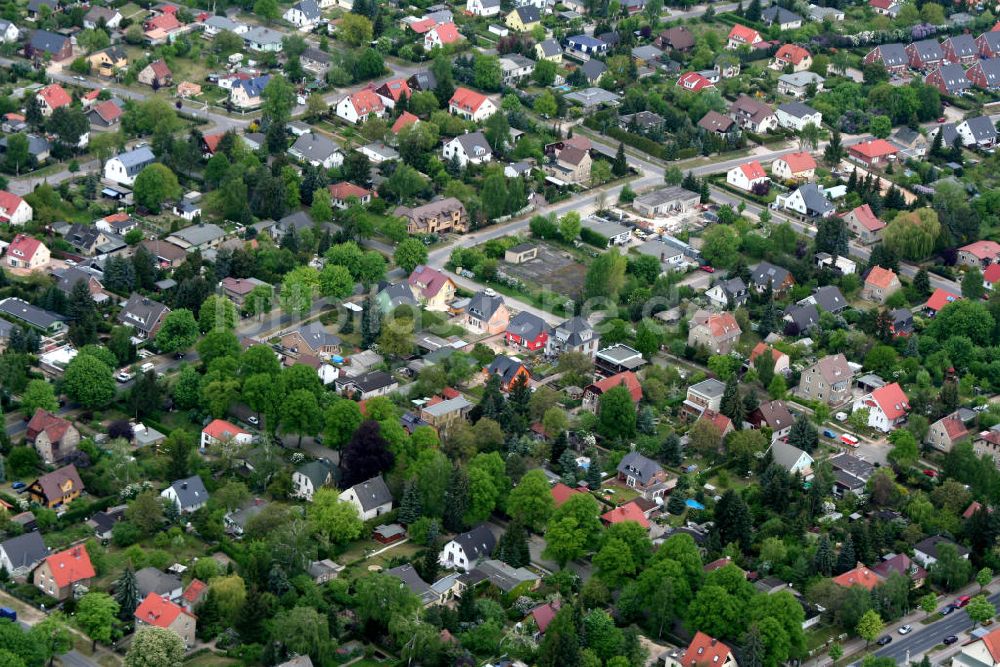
[138,59,173,88]
[200,419,252,451]
[985,263,1000,292]
[425,22,462,50]
[375,79,411,108]
[392,111,420,134]
[582,371,642,412]
[529,601,560,637]
[406,17,436,33]
[36,84,72,117]
[551,482,586,507]
[135,592,197,646]
[0,190,33,225]
[335,88,386,124]
[872,553,927,588]
[832,563,880,590]
[671,632,737,667]
[181,579,208,611]
[852,381,910,432]
[869,0,899,14]
[862,266,901,304]
[34,545,95,600]
[676,71,715,91]
[89,99,124,128]
[848,138,899,167]
[5,234,50,271]
[953,625,1000,665]
[771,44,812,72]
[449,87,498,122]
[144,12,182,36]
[407,265,456,311]
[201,133,224,157]
[688,310,742,354]
[965,500,985,519]
[844,203,886,244]
[328,182,374,209]
[26,408,80,465]
[727,24,762,49]
[925,288,962,315]
[699,410,735,438]
[958,240,1000,268]
[750,342,790,376]
[926,412,971,452]
[601,500,651,528]
[771,151,816,181]
[726,160,769,192]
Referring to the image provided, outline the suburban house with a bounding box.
[656,26,695,51]
[872,553,927,589]
[25,30,73,61]
[463,290,509,334]
[442,131,493,167]
[5,234,50,271]
[749,400,796,440]
[425,22,462,50]
[505,6,540,31]
[726,160,769,192]
[449,87,497,122]
[706,277,748,309]
[293,460,336,501]
[485,355,531,391]
[84,6,122,28]
[28,465,84,508]
[280,323,341,359]
[726,23,762,49]
[958,240,1000,268]
[852,382,910,432]
[582,371,642,413]
[535,38,562,62]
[771,152,816,181]
[862,266,901,303]
[848,139,899,167]
[243,26,283,51]
[777,71,825,97]
[289,133,344,169]
[33,546,95,600]
[616,451,671,497]
[906,38,945,70]
[677,71,716,91]
[118,293,170,339]
[729,95,777,133]
[283,0,321,28]
[104,147,156,186]
[664,632,737,667]
[768,440,814,477]
[567,34,609,56]
[36,84,71,117]
[751,261,795,294]
[335,89,385,124]
[775,102,822,131]
[0,190,32,225]
[952,626,1000,667]
[595,344,646,376]
[832,564,880,591]
[339,475,393,521]
[771,44,812,71]
[420,396,473,435]
[797,354,852,405]
[335,371,399,400]
[844,204,886,244]
[439,524,496,572]
[750,342,790,376]
[0,532,48,578]
[26,408,79,464]
[926,412,971,452]
[137,59,173,88]
[395,198,469,235]
[687,310,741,354]
[161,476,209,513]
[407,265,456,311]
[328,182,374,208]
[775,182,835,218]
[547,144,592,185]
[466,0,501,16]
[763,5,803,27]
[545,316,600,358]
[134,593,196,646]
[631,186,700,216]
[912,535,970,568]
[505,311,549,351]
[135,567,183,600]
[200,419,252,451]
[956,116,999,148]
[220,277,271,308]
[230,75,269,109]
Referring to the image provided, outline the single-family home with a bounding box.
[566,34,608,56]
[293,460,336,501]
[852,381,910,432]
[750,400,797,440]
[34,546,94,600]
[665,632,737,667]
[706,277,748,310]
[335,371,399,400]
[26,409,79,465]
[243,26,284,51]
[395,198,468,235]
[505,311,548,351]
[467,0,501,16]
[28,464,84,508]
[912,535,969,568]
[535,38,562,62]
[844,204,885,244]
[768,440,814,477]
[339,475,393,520]
[727,24,762,49]
[848,139,899,168]
[545,316,599,358]
[797,354,852,405]
[134,593,196,646]
[283,0,321,28]
[161,476,209,513]
[726,160,769,192]
[25,30,73,61]
[750,342,790,376]
[582,371,642,413]
[374,79,411,108]
[687,310,741,354]
[201,419,252,451]
[730,95,777,133]
[775,182,835,218]
[862,266,901,303]
[0,190,32,226]
[677,71,716,91]
[335,89,385,124]
[771,152,816,181]
[442,131,493,167]
[118,293,170,339]
[750,261,795,294]
[464,290,509,334]
[448,87,497,121]
[959,240,1000,268]
[230,75,269,109]
[440,525,496,572]
[424,22,462,50]
[957,115,998,148]
[0,532,48,578]
[775,101,822,131]
[832,564,880,590]
[485,355,531,391]
[864,42,908,74]
[137,59,173,88]
[505,6,540,31]
[5,234,49,271]
[763,6,802,28]
[926,412,971,452]
[104,147,156,186]
[777,71,825,97]
[36,84,71,117]
[288,133,343,169]
[771,44,812,71]
[135,567,183,600]
[683,378,726,418]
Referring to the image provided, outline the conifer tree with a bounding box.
[115,567,140,620]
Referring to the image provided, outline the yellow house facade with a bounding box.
[505,6,540,32]
[87,46,127,77]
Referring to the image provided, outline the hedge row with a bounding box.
[580,227,609,247]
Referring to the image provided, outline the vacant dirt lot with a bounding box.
[502,243,588,299]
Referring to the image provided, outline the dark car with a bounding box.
[174,352,186,360]
[943,635,959,645]
[11,481,26,491]
[876,636,892,646]
[941,605,956,615]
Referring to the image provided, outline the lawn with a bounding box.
[184,653,241,667]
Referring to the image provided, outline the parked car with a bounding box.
[956,595,972,608]
[700,265,715,273]
[876,636,892,646]
[11,481,26,491]
[943,635,959,645]
[0,608,16,621]
[117,370,134,383]
[823,429,837,438]
[898,625,912,635]
[923,469,938,478]
[941,604,956,615]
[248,416,259,426]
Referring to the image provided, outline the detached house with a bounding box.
[750,342,790,376]
[797,354,852,405]
[335,89,385,124]
[449,87,497,121]
[25,30,73,62]
[161,476,209,513]
[230,75,269,110]
[727,24,762,49]
[36,84,71,117]
[5,234,49,271]
[505,311,548,351]
[862,266,901,303]
[26,409,79,464]
[775,102,822,131]
[729,95,777,133]
[548,143,592,185]
[771,152,816,181]
[751,261,795,294]
[442,131,493,167]
[505,6,540,31]
[293,460,335,501]
[582,371,642,413]
[425,22,462,50]
[0,190,32,225]
[463,290,509,334]
[407,265,456,311]
[844,204,885,244]
[485,355,531,391]
[200,419,252,451]
[750,400,796,440]
[848,139,899,167]
[29,465,84,508]
[959,240,1000,267]
[771,44,812,72]
[687,310,741,354]
[439,525,496,572]
[104,146,156,186]
[768,440,814,477]
[34,546,94,600]
[666,632,737,667]
[616,451,672,498]
[134,593,196,647]
[957,116,998,148]
[118,293,170,339]
[726,160,769,192]
[705,277,748,309]
[852,382,910,432]
[339,475,393,521]
[545,316,599,358]
[775,182,835,218]
[289,133,343,169]
[0,532,48,578]
[137,59,172,88]
[926,412,971,452]
[467,0,501,16]
[283,0,321,28]
[395,197,468,235]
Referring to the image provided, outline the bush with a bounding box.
[579,227,608,247]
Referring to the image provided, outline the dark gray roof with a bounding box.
[28,29,69,54]
[784,303,819,332]
[909,38,943,62]
[945,34,976,58]
[964,115,998,142]
[297,460,335,488]
[557,316,593,335]
[937,122,960,147]
[538,39,561,57]
[296,321,342,349]
[777,101,819,119]
[408,70,438,91]
[617,451,664,485]
[387,564,434,602]
[453,131,492,159]
[487,354,524,385]
[0,532,47,571]
[135,566,182,597]
[278,210,314,234]
[290,132,341,162]
[751,261,791,290]
[350,475,392,511]
[934,63,971,93]
[293,0,320,18]
[53,266,101,295]
[580,59,607,81]
[873,43,907,67]
[349,370,396,393]
[796,183,835,216]
[973,58,1000,88]
[301,46,331,65]
[769,440,809,471]
[507,311,546,341]
[829,453,874,481]
[513,5,540,21]
[812,285,847,313]
[762,6,801,24]
[452,524,496,561]
[167,475,208,509]
[378,281,418,310]
[118,293,169,335]
[719,277,747,298]
[0,297,64,330]
[113,147,156,175]
[28,0,57,12]
[914,535,970,559]
[466,290,504,320]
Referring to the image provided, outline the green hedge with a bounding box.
[580,227,609,247]
[603,126,668,160]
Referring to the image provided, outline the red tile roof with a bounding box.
[739,160,767,181]
[202,419,248,441]
[703,312,741,339]
[391,111,420,134]
[926,288,961,312]
[92,100,123,124]
[728,24,761,43]
[601,501,651,528]
[961,240,1000,261]
[866,265,898,289]
[985,264,1000,285]
[135,592,190,628]
[939,413,969,441]
[870,0,894,8]
[408,265,452,299]
[146,13,181,31]
[203,133,223,154]
[0,190,27,219]
[780,151,817,173]
[700,409,733,435]
[775,44,810,64]
[82,89,100,101]
[589,371,642,403]
[38,84,71,111]
[551,482,586,507]
[832,564,880,590]
[442,387,461,399]
[849,138,899,159]
[450,87,490,113]
[328,182,372,201]
[677,71,715,91]
[750,342,786,365]
[849,204,885,232]
[27,409,72,444]
[182,578,207,603]
[682,632,734,667]
[964,501,984,519]
[8,233,43,261]
[982,626,1000,663]
[431,22,461,44]
[349,89,385,115]
[869,382,910,421]
[530,602,559,633]
[378,78,411,102]
[148,59,171,79]
[44,546,95,588]
[408,17,436,32]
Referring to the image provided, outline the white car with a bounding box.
[898,625,912,635]
[835,411,848,421]
[116,370,134,383]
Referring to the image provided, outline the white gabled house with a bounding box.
[335,89,386,124]
[0,190,33,226]
[466,0,501,16]
[442,131,493,167]
[726,160,768,192]
[449,87,498,122]
[283,0,321,29]
[851,382,910,433]
[104,147,156,186]
[338,475,393,520]
[439,524,496,572]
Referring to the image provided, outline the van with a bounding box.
[0,607,16,621]
[840,434,859,447]
[140,362,155,374]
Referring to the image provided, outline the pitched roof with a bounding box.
[182,578,207,604]
[728,23,760,43]
[850,138,898,159]
[780,151,816,173]
[937,413,969,441]
[960,240,1000,261]
[738,160,767,181]
[91,99,123,124]
[8,234,44,261]
[430,22,461,43]
[0,190,27,218]
[550,482,586,507]
[487,354,526,386]
[677,71,714,91]
[452,524,496,560]
[775,43,810,64]
[43,545,95,588]
[769,440,812,471]
[700,409,733,434]
[467,290,505,320]
[750,342,786,365]
[165,475,208,508]
[135,592,190,628]
[848,204,885,232]
[38,84,71,110]
[587,371,642,403]
[27,408,72,444]
[601,501,650,528]
[866,265,898,289]
[981,626,1000,663]
[530,602,559,633]
[202,419,248,441]
[698,110,735,132]
[408,265,452,299]
[696,311,741,339]
[33,465,83,501]
[926,288,961,313]
[348,88,384,115]
[506,310,547,341]
[617,451,663,484]
[682,632,734,667]
[751,261,791,289]
[813,353,851,383]
[328,181,371,201]
[450,87,490,112]
[832,564,879,590]
[0,532,48,571]
[755,400,794,431]
[349,475,392,511]
[391,111,419,134]
[868,382,909,420]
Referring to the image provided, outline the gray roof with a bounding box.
[204,15,241,30]
[690,377,725,399]
[565,87,621,108]
[278,210,313,234]
[0,532,48,571]
[118,293,169,335]
[452,524,496,561]
[114,146,156,174]
[350,475,392,511]
[28,29,69,54]
[387,564,434,603]
[751,261,791,290]
[470,559,538,592]
[0,319,13,340]
[135,566,182,597]
[811,285,847,313]
[301,46,331,65]
[796,183,835,216]
[973,58,1000,88]
[290,132,341,162]
[617,451,664,485]
[507,311,547,341]
[467,290,505,320]
[914,535,970,559]
[513,5,540,22]
[0,297,64,330]
[295,321,342,349]
[580,60,606,81]
[934,63,971,94]
[964,115,998,142]
[347,370,396,393]
[166,475,209,509]
[762,5,802,23]
[170,223,225,247]
[944,34,976,58]
[769,440,810,471]
[538,38,561,57]
[422,396,472,418]
[829,452,874,480]
[243,25,284,44]
[487,354,524,385]
[53,266,101,295]
[909,38,943,62]
[873,43,907,67]
[293,0,321,18]
[297,460,334,488]
[779,71,824,87]
[378,281,418,310]
[784,303,819,332]
[631,45,663,61]
[777,101,819,119]
[452,131,492,159]
[226,501,269,530]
